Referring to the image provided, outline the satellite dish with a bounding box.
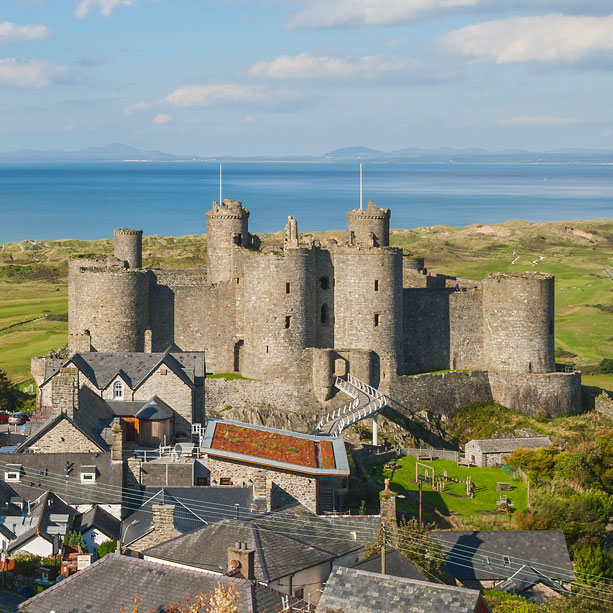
[217,560,227,571]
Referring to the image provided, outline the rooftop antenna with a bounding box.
[219,163,223,205]
[360,163,363,210]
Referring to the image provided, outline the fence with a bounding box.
[397,447,462,463]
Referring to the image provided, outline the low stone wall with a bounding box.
[596,392,613,418]
[488,371,581,417]
[387,371,492,418]
[205,377,315,414]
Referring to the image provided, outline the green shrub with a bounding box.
[96,539,117,558]
[65,530,88,552]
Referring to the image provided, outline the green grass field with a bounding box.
[372,455,528,522]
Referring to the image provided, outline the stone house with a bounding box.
[200,418,350,514]
[465,436,552,467]
[143,507,363,602]
[435,530,574,597]
[75,505,120,553]
[17,553,291,613]
[31,350,205,447]
[318,566,492,613]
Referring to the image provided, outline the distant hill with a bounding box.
[3,143,613,163]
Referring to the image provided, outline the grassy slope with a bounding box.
[0,218,611,385]
[372,455,528,521]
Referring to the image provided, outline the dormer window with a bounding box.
[503,555,511,566]
[5,464,21,482]
[80,466,97,482]
[113,380,124,400]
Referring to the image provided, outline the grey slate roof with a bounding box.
[144,507,362,582]
[433,530,574,581]
[76,504,121,540]
[45,350,205,391]
[0,452,123,505]
[123,486,255,545]
[352,549,430,582]
[496,564,572,595]
[317,566,490,613]
[8,490,76,553]
[465,436,552,454]
[18,553,288,613]
[320,514,381,545]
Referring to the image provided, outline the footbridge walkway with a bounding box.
[313,373,390,439]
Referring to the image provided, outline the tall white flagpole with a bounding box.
[219,163,222,205]
[360,163,363,210]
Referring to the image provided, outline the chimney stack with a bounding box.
[51,367,79,419]
[380,478,397,528]
[111,421,123,462]
[144,329,152,353]
[227,541,255,580]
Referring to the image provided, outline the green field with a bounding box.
[373,455,528,522]
[0,218,611,389]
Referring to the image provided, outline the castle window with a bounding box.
[319,276,329,290]
[235,233,243,246]
[286,282,291,294]
[374,280,379,292]
[374,313,380,327]
[113,380,124,400]
[266,345,269,353]
[285,316,292,329]
[235,277,240,285]
[321,304,328,324]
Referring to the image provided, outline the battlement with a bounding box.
[346,200,390,247]
[346,200,391,220]
[207,199,250,219]
[114,228,143,236]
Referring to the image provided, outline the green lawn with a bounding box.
[372,455,528,522]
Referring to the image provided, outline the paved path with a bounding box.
[0,589,26,612]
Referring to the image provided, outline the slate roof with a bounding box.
[320,514,381,545]
[433,530,574,581]
[317,566,490,613]
[465,436,552,454]
[0,452,123,505]
[352,549,430,582]
[144,507,362,582]
[8,491,76,553]
[202,418,350,476]
[76,505,121,540]
[123,486,255,545]
[43,350,205,391]
[18,553,288,613]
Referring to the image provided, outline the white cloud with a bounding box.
[124,101,153,115]
[248,52,412,79]
[74,0,137,19]
[153,113,171,124]
[288,0,479,29]
[0,58,68,88]
[502,115,582,126]
[165,83,282,107]
[442,13,613,64]
[0,21,52,44]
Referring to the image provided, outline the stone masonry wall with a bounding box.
[130,505,181,552]
[488,371,581,417]
[207,456,318,514]
[32,418,101,453]
[388,371,492,418]
[140,462,193,487]
[449,288,483,370]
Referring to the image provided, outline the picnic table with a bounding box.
[496,482,513,492]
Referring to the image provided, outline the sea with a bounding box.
[0,162,612,243]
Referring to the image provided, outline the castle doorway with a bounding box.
[234,340,244,372]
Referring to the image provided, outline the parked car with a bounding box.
[8,412,27,425]
[0,412,9,424]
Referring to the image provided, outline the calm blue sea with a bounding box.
[0,162,611,242]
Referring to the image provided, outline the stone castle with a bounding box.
[64,198,581,422]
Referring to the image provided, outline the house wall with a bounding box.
[18,536,55,557]
[207,457,319,514]
[30,419,101,453]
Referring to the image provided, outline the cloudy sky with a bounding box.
[2,0,613,155]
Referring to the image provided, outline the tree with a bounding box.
[64,530,88,552]
[573,544,611,585]
[0,368,14,412]
[392,518,447,577]
[96,539,117,558]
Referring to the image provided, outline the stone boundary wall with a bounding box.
[596,392,613,418]
[488,371,581,417]
[387,371,492,418]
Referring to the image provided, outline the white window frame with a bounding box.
[5,471,20,482]
[80,467,97,482]
[113,380,124,400]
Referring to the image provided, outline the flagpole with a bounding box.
[219,163,222,205]
[360,163,363,210]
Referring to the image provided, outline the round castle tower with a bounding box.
[482,272,555,374]
[206,199,250,284]
[240,249,314,380]
[114,228,143,269]
[333,247,404,378]
[346,200,390,247]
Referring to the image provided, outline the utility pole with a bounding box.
[380,525,387,575]
[419,480,423,527]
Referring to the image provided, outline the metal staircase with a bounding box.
[313,373,389,438]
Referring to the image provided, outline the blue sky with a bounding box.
[2,1,613,155]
